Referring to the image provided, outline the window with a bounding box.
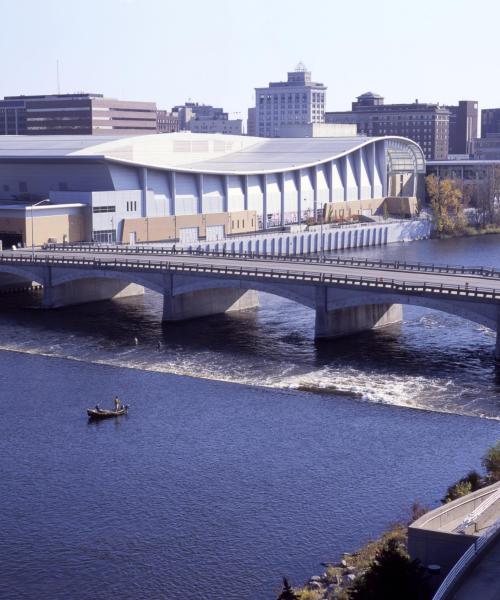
[92,206,116,213]
[92,229,116,243]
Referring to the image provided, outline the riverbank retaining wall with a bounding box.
[178,219,431,257]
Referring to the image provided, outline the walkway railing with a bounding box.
[2,252,500,303]
[432,518,500,600]
[42,243,500,279]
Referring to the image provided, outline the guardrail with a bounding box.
[432,519,500,600]
[453,489,500,534]
[41,243,500,279]
[2,252,500,302]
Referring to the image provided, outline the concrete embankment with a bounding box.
[180,218,431,257]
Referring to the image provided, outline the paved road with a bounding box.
[5,249,497,297]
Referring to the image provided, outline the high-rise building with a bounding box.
[172,102,242,135]
[325,92,450,160]
[481,108,500,138]
[253,63,327,138]
[0,93,157,136]
[445,100,478,156]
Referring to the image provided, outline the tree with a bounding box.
[349,539,430,600]
[277,577,300,600]
[426,175,465,235]
[482,440,500,483]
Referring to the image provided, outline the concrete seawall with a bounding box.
[179,219,431,257]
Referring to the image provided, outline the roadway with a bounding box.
[5,248,500,299]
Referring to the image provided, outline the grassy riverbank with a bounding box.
[282,441,500,600]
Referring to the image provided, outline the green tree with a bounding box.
[349,539,430,600]
[482,440,500,483]
[426,175,465,235]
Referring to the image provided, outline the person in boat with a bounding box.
[114,396,121,411]
[95,404,101,412]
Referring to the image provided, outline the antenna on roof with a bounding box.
[295,61,307,72]
[56,60,61,94]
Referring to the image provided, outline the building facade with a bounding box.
[0,94,158,136]
[325,92,450,160]
[172,102,242,135]
[0,133,425,247]
[445,100,478,156]
[253,63,327,138]
[481,108,500,138]
[156,110,180,133]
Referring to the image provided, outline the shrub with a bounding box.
[349,538,430,600]
[482,440,500,483]
[442,470,483,503]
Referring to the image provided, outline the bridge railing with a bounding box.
[432,518,500,600]
[41,242,500,279]
[2,252,500,303]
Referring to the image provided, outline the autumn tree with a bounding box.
[426,175,465,235]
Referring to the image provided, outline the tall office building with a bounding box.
[253,63,327,138]
[445,100,478,156]
[325,92,450,160]
[0,93,157,136]
[481,108,500,138]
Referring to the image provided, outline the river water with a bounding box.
[0,235,499,599]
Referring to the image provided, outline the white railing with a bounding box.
[432,518,500,600]
[453,489,500,534]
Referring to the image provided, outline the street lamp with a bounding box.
[30,199,50,259]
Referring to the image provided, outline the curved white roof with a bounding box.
[0,132,425,175]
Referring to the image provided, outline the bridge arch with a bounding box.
[50,268,165,295]
[0,265,44,286]
[325,289,498,331]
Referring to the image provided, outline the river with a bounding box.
[0,235,499,599]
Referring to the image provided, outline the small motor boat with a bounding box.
[87,406,128,420]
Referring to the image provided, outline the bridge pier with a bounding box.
[162,287,259,321]
[314,287,403,339]
[42,279,144,308]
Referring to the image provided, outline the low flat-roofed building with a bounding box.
[0,93,158,136]
[0,132,425,246]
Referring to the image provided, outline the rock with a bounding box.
[307,581,322,590]
[345,573,356,582]
[346,566,356,573]
[340,559,347,567]
[309,575,322,582]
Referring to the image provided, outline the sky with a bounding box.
[0,0,498,117]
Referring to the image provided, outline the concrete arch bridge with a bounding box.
[0,249,499,359]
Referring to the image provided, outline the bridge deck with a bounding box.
[1,249,500,303]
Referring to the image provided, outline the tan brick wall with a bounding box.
[121,210,257,243]
[24,214,86,245]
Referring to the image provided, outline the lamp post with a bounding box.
[30,199,50,259]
